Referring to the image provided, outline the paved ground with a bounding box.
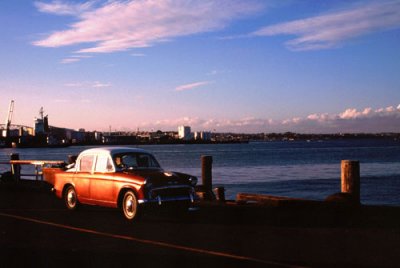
[1,182,400,267]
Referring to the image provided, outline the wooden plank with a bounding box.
[236,193,320,207]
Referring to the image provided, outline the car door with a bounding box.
[73,154,94,203]
[90,154,117,206]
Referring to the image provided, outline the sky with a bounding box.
[0,0,399,133]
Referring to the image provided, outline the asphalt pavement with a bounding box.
[1,183,400,267]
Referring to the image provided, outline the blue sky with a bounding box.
[0,0,399,133]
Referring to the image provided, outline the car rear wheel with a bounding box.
[122,190,141,221]
[64,185,78,210]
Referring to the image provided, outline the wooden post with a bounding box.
[341,160,360,204]
[10,153,21,181]
[201,155,213,192]
[214,187,225,202]
[199,155,216,200]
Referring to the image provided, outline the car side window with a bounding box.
[121,155,138,167]
[142,154,160,168]
[113,153,161,169]
[95,155,114,173]
[80,155,94,173]
[149,155,160,168]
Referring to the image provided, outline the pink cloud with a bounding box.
[137,104,400,133]
[63,81,111,88]
[253,1,400,50]
[33,0,262,53]
[60,58,80,64]
[175,81,212,92]
[34,0,96,16]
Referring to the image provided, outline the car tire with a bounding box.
[122,190,141,221]
[64,185,79,210]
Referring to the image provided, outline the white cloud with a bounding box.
[253,1,400,50]
[61,58,80,64]
[175,81,212,92]
[35,0,96,16]
[61,54,93,63]
[33,0,262,53]
[340,108,360,119]
[139,116,272,132]
[307,113,332,121]
[137,104,400,133]
[63,81,111,88]
[339,106,400,120]
[92,81,111,88]
[131,53,146,57]
[71,55,92,59]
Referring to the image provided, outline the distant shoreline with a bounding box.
[1,132,399,149]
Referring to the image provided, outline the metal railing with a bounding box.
[0,160,64,181]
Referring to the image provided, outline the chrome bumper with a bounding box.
[138,193,195,205]
[138,185,196,205]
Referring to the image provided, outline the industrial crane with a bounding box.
[4,100,14,138]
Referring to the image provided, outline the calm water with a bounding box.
[1,139,400,205]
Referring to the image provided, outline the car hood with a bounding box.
[125,169,191,186]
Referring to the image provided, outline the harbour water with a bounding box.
[1,139,400,205]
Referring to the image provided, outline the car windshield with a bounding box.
[113,152,161,170]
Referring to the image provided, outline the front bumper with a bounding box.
[138,185,196,205]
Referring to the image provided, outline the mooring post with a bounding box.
[341,160,360,204]
[200,155,216,200]
[10,153,21,181]
[214,187,225,202]
[201,155,213,191]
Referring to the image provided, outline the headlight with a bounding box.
[189,176,198,186]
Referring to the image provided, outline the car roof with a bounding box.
[80,147,150,156]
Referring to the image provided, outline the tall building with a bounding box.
[34,107,49,136]
[194,131,211,141]
[178,126,191,140]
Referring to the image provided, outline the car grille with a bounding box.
[150,186,192,199]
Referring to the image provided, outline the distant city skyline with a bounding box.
[1,0,399,133]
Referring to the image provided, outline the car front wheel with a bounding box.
[122,190,141,221]
[64,185,78,210]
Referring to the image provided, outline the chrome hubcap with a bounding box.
[124,194,135,217]
[67,189,76,207]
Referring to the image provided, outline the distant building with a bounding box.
[34,115,49,136]
[201,131,212,141]
[94,131,102,142]
[178,126,191,140]
[19,127,28,137]
[34,108,49,136]
[71,130,86,144]
[194,131,211,141]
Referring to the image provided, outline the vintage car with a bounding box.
[43,147,197,221]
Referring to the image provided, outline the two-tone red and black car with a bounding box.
[43,147,197,221]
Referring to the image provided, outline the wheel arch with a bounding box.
[117,187,139,209]
[62,183,75,198]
